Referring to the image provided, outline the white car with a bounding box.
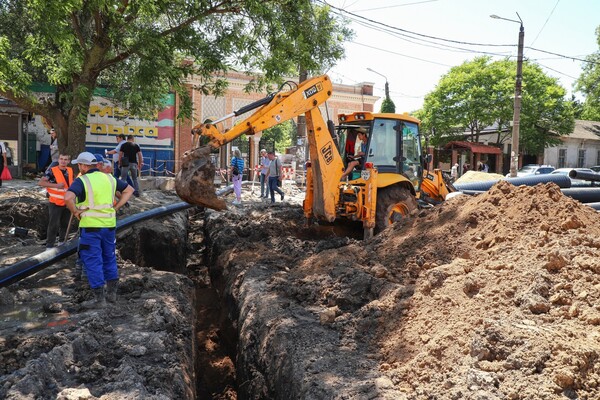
[551,168,599,187]
[506,164,555,178]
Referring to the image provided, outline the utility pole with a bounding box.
[491,13,524,177]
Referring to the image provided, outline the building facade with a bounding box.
[544,120,600,169]
[0,73,378,178]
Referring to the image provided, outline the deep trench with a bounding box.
[118,208,238,399]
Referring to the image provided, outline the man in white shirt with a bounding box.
[106,134,126,178]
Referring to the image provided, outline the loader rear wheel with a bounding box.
[375,184,418,233]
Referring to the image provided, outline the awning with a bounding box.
[444,141,502,155]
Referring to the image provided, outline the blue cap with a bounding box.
[93,153,106,163]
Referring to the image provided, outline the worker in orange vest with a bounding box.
[38,153,74,248]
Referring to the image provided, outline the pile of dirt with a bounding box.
[369,181,600,398]
[201,181,600,399]
[2,180,600,399]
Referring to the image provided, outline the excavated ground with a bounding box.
[1,179,600,399]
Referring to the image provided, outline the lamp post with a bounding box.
[491,13,524,178]
[367,67,390,99]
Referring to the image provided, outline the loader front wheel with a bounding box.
[375,184,418,233]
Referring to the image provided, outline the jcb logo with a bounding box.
[303,82,323,99]
[320,142,334,165]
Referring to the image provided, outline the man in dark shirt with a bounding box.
[119,135,144,197]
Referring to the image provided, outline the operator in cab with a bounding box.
[341,127,368,180]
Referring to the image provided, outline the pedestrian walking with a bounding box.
[450,163,459,181]
[119,135,143,197]
[65,152,134,308]
[266,151,284,204]
[231,149,244,205]
[4,142,13,166]
[38,153,74,248]
[259,149,270,198]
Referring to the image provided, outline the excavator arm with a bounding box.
[175,75,342,211]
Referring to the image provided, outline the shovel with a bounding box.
[62,207,88,243]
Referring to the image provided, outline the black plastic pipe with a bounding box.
[583,202,600,211]
[569,170,600,182]
[453,174,572,192]
[560,188,600,203]
[0,184,237,288]
[458,187,600,205]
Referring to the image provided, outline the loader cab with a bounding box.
[337,113,423,190]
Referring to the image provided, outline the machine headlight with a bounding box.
[361,170,371,180]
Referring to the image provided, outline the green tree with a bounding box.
[420,56,574,155]
[575,26,600,121]
[0,0,351,156]
[262,120,294,153]
[380,97,396,113]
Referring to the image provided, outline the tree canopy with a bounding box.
[419,56,575,156]
[575,26,600,121]
[0,0,352,155]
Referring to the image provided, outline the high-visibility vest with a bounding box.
[47,166,74,207]
[77,171,117,228]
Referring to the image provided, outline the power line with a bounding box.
[528,0,560,48]
[320,0,599,67]
[352,0,439,13]
[320,0,515,47]
[351,40,454,67]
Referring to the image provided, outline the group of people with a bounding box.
[450,161,490,180]
[37,128,140,309]
[230,148,285,205]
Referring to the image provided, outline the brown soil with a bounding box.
[1,180,600,399]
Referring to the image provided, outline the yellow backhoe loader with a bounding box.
[175,74,454,238]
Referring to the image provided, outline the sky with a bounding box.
[323,0,600,112]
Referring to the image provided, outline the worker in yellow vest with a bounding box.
[38,153,74,248]
[65,152,134,308]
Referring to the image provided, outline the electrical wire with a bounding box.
[528,0,560,49]
[319,0,599,67]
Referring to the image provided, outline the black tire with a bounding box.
[375,184,418,233]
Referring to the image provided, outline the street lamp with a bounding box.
[367,67,390,99]
[491,13,524,178]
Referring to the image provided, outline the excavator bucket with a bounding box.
[175,145,227,210]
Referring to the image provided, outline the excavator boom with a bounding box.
[175,75,337,208]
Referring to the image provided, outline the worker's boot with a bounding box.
[82,287,107,309]
[106,279,119,303]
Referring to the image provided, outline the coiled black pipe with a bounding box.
[0,185,237,288]
[453,174,571,192]
[559,188,600,203]
[458,187,600,205]
[568,170,600,182]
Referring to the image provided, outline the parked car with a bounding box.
[550,168,599,187]
[506,164,555,178]
[590,166,600,173]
